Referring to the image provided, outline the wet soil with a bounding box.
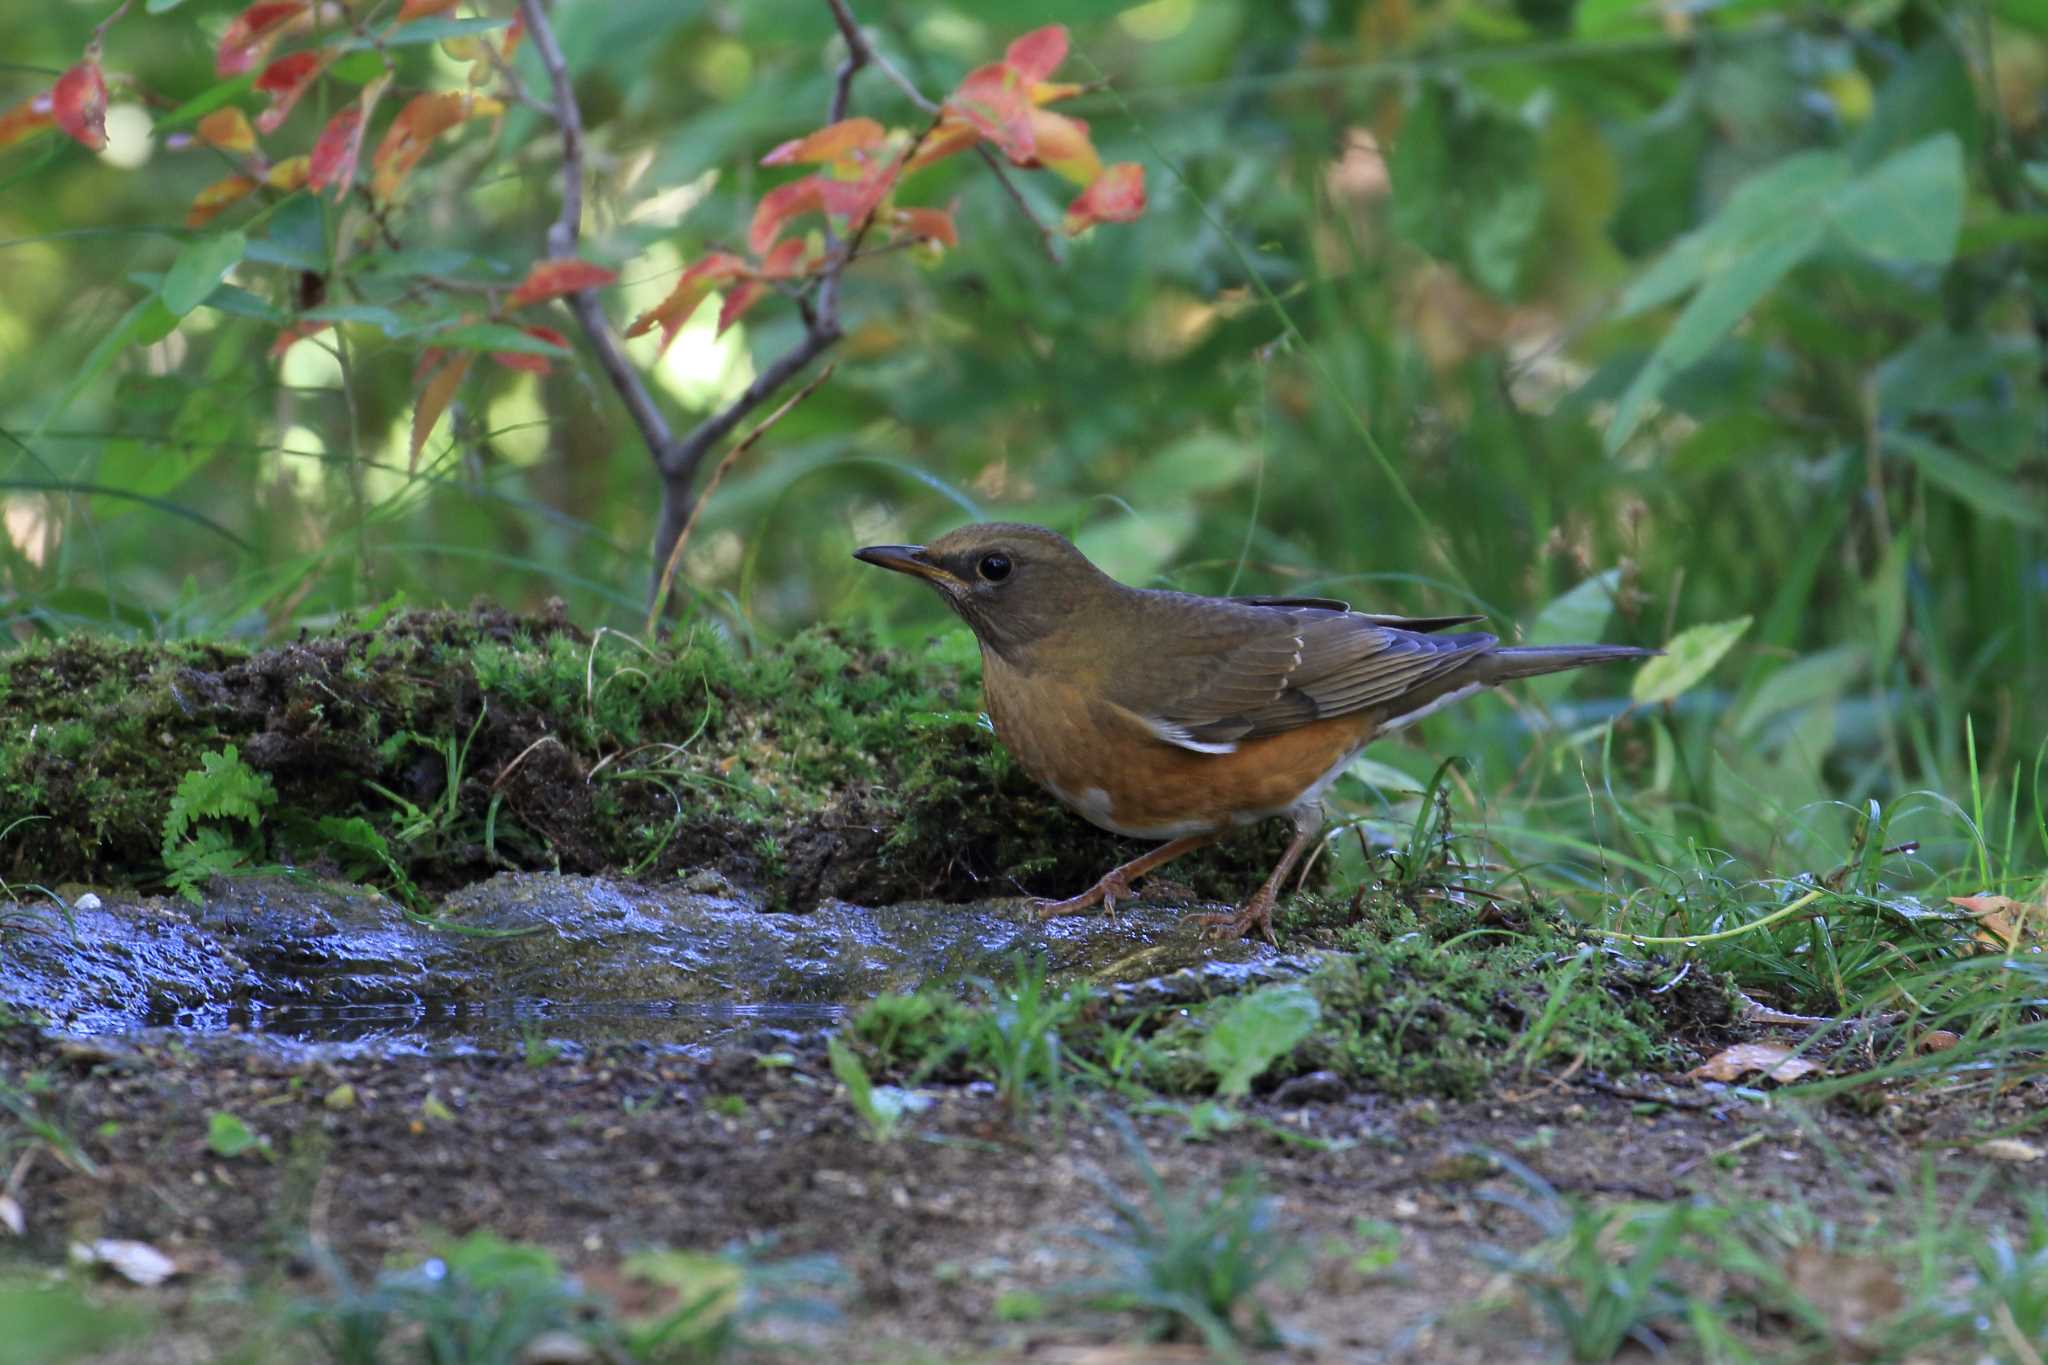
[5,1019,2040,1362]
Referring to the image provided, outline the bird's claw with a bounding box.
[1192,895,1279,946]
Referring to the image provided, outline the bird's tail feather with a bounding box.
[1479,643,1657,683]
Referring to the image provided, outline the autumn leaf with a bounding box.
[1948,894,2045,953]
[308,75,389,197]
[506,258,618,309]
[52,62,108,151]
[267,318,334,358]
[755,238,813,279]
[1026,108,1100,185]
[716,280,766,335]
[254,51,331,135]
[265,154,310,190]
[1687,1041,1821,1085]
[947,61,1034,162]
[186,174,260,228]
[397,0,460,19]
[761,117,885,168]
[491,324,568,374]
[891,205,957,247]
[370,91,503,200]
[196,107,257,155]
[748,176,827,255]
[216,2,311,77]
[1063,161,1146,234]
[410,351,475,469]
[0,94,56,156]
[625,252,748,356]
[1004,25,1069,83]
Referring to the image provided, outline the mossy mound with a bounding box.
[0,607,1295,907]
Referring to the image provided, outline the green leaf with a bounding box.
[340,17,512,50]
[1631,616,1752,706]
[1203,984,1320,1101]
[1124,432,1257,504]
[303,304,406,332]
[206,1111,267,1158]
[1526,569,1620,704]
[1735,647,1866,739]
[1075,505,1197,587]
[33,294,179,440]
[1863,531,1911,670]
[1827,134,1963,265]
[156,75,256,130]
[200,283,285,323]
[428,322,573,356]
[1885,431,2046,526]
[162,231,247,318]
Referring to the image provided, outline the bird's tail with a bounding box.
[1479,643,1657,683]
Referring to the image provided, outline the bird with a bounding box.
[854,522,1654,943]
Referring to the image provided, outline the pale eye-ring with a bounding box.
[977,553,1012,582]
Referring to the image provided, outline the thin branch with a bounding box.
[644,364,837,634]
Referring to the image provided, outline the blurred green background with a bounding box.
[1,0,2042,885]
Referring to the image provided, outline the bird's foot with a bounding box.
[1192,892,1279,946]
[1034,869,1129,923]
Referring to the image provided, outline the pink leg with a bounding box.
[1194,813,1321,946]
[1035,833,1220,922]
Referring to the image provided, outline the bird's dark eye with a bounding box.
[977,553,1012,582]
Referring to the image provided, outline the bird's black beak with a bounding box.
[853,543,962,589]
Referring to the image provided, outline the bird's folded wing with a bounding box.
[1117,610,1498,749]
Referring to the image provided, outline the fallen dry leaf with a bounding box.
[1688,1041,1821,1085]
[1976,1138,2042,1163]
[1916,1030,1961,1052]
[1784,1245,1904,1349]
[1948,894,2046,952]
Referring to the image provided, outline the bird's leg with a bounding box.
[1195,810,1322,946]
[1034,833,1220,922]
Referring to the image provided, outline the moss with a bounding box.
[0,606,1297,908]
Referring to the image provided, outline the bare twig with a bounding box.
[644,364,837,634]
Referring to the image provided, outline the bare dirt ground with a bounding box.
[7,1020,2040,1362]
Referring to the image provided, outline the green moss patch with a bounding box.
[0,607,1293,907]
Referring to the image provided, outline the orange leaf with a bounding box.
[265,154,310,189]
[754,238,812,279]
[255,51,331,134]
[1687,1042,1821,1085]
[187,173,260,228]
[1948,894,2044,952]
[1004,26,1069,83]
[624,252,747,356]
[761,116,885,168]
[506,258,618,309]
[370,91,502,200]
[1030,80,1085,105]
[196,107,257,154]
[748,176,826,255]
[905,119,980,173]
[0,95,56,156]
[398,0,460,18]
[817,160,901,229]
[268,318,334,358]
[946,62,1033,162]
[1027,108,1100,185]
[52,62,108,151]
[891,206,957,248]
[410,351,475,469]
[308,76,388,197]
[1062,161,1145,234]
[217,2,310,77]
[502,16,525,60]
[491,324,567,374]
[716,280,765,336]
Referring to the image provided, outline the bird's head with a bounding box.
[854,522,1113,658]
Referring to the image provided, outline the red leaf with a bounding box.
[410,351,475,469]
[892,205,957,247]
[716,281,765,336]
[307,77,387,197]
[755,238,812,279]
[625,252,748,356]
[1063,161,1146,234]
[817,160,902,230]
[370,91,501,199]
[748,176,826,254]
[1004,26,1069,83]
[397,0,460,18]
[51,62,108,151]
[0,95,56,156]
[491,324,567,374]
[196,107,257,155]
[946,62,1033,162]
[268,319,334,358]
[255,51,330,134]
[217,2,309,77]
[502,16,525,60]
[506,258,617,309]
[186,174,259,228]
[761,116,885,168]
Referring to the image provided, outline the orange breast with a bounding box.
[980,648,1374,839]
